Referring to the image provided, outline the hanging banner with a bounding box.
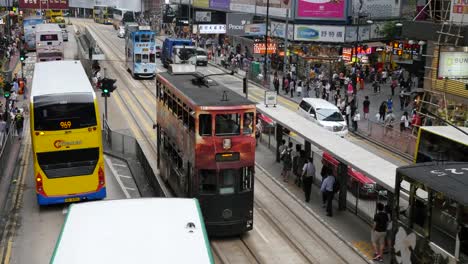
[210,0,230,10]
[19,0,69,9]
[295,0,347,21]
[230,0,255,13]
[244,24,266,36]
[352,0,401,18]
[438,52,468,78]
[270,21,294,40]
[193,0,209,8]
[294,25,345,42]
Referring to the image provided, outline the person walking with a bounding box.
[320,167,336,217]
[399,90,405,110]
[302,157,315,203]
[280,142,293,182]
[295,150,306,187]
[14,111,24,139]
[371,202,389,262]
[352,110,360,131]
[274,76,280,95]
[386,98,393,112]
[363,96,370,120]
[283,77,289,94]
[400,111,409,132]
[379,102,387,122]
[292,144,301,184]
[345,103,351,127]
[390,78,397,96]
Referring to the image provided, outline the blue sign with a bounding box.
[296,26,319,40]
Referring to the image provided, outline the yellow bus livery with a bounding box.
[30,61,106,205]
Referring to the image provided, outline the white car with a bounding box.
[117,26,125,38]
[297,98,348,137]
[196,48,208,66]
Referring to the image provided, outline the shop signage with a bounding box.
[345,25,371,42]
[210,0,230,10]
[270,21,294,40]
[244,24,266,36]
[352,0,401,18]
[294,25,345,42]
[19,0,69,9]
[195,11,211,22]
[230,0,256,13]
[438,52,468,79]
[256,0,291,18]
[450,0,468,24]
[342,47,372,61]
[193,0,209,8]
[226,13,253,36]
[264,91,277,107]
[199,24,226,34]
[253,42,277,54]
[296,0,347,21]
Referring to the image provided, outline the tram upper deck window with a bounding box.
[216,114,240,136]
[136,33,152,42]
[199,114,212,136]
[199,169,216,194]
[243,112,254,134]
[219,169,237,195]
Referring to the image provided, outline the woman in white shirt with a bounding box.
[400,111,409,132]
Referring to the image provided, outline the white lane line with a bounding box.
[255,224,270,243]
[104,156,131,198]
[206,69,216,74]
[125,187,136,191]
[118,174,132,179]
[112,163,127,167]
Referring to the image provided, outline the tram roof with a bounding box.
[397,162,468,206]
[257,104,398,190]
[420,126,468,146]
[31,61,94,99]
[159,72,254,107]
[35,23,61,32]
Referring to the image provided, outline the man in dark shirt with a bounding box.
[372,202,388,262]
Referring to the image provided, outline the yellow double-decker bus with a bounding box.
[93,5,113,24]
[45,9,65,23]
[414,125,468,163]
[30,61,106,205]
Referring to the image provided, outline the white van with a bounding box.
[297,98,348,137]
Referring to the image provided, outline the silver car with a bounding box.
[196,48,208,66]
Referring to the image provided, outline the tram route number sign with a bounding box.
[264,91,277,107]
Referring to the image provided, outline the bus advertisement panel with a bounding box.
[23,17,44,51]
[93,5,113,24]
[30,61,106,205]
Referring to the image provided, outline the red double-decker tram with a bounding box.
[155,69,256,236]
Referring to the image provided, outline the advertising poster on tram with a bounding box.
[295,0,347,21]
[256,0,291,18]
[19,0,68,9]
[193,0,209,8]
[210,0,230,10]
[230,0,255,13]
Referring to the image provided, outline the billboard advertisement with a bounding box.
[19,0,69,9]
[226,13,254,36]
[352,0,401,18]
[270,21,294,40]
[196,11,212,22]
[230,0,256,13]
[450,0,468,24]
[294,25,345,42]
[199,24,226,34]
[296,0,347,20]
[244,24,266,36]
[210,0,230,10]
[193,0,209,8]
[438,52,468,79]
[345,25,371,42]
[256,0,292,18]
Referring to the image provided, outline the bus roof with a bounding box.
[397,162,468,206]
[420,126,468,146]
[51,198,213,264]
[35,23,61,32]
[159,72,254,107]
[31,61,94,99]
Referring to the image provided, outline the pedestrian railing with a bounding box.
[358,119,417,158]
[0,122,17,178]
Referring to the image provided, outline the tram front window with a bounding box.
[219,169,237,195]
[135,54,141,63]
[199,169,216,194]
[216,113,240,136]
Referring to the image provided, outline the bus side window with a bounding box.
[199,114,212,136]
[199,170,216,194]
[240,167,253,192]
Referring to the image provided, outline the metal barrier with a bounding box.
[0,122,17,178]
[258,130,389,225]
[358,119,417,157]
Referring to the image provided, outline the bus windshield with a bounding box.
[33,94,97,131]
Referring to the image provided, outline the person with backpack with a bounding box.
[280,142,293,182]
[372,202,389,262]
[302,157,315,203]
[320,166,336,217]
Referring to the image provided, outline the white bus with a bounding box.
[50,198,214,264]
[112,7,138,29]
[35,24,64,62]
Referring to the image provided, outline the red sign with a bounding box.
[19,0,69,9]
[253,42,277,54]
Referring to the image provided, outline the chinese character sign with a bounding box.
[19,0,69,9]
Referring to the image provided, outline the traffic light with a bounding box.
[20,50,27,62]
[3,82,12,99]
[100,78,117,97]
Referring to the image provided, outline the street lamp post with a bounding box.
[282,9,289,79]
[264,0,270,89]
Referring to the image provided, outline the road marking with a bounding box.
[254,223,270,244]
[206,69,216,74]
[112,163,127,167]
[125,187,136,191]
[352,240,374,259]
[104,156,131,198]
[118,174,132,179]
